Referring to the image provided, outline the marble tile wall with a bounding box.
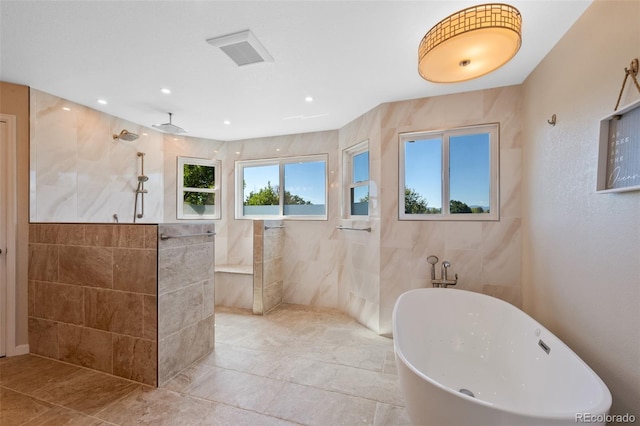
[215,268,253,310]
[223,132,341,308]
[253,220,284,314]
[27,223,158,386]
[332,86,523,334]
[162,134,226,263]
[337,107,382,332]
[157,223,215,386]
[30,89,164,224]
[376,86,523,334]
[252,220,265,314]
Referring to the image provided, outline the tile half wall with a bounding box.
[28,223,158,386]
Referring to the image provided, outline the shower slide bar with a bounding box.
[336,225,372,232]
[160,231,215,240]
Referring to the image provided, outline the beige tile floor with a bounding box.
[1,304,410,425]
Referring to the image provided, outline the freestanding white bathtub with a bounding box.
[392,288,611,426]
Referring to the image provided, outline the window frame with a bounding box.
[343,140,369,218]
[399,123,499,221]
[235,154,328,220]
[177,156,221,220]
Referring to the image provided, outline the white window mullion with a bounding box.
[442,133,450,216]
[279,163,285,216]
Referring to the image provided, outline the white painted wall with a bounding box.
[522,0,640,417]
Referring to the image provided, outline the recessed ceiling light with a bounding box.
[161,88,171,94]
[142,132,148,136]
[97,99,107,105]
[305,96,313,102]
[235,151,240,155]
[223,120,231,125]
[276,148,280,152]
[62,107,71,111]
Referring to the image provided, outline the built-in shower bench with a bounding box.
[215,264,253,275]
[214,219,284,315]
[214,264,254,310]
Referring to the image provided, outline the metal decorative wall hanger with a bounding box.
[614,58,640,112]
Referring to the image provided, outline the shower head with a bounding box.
[152,112,187,134]
[138,175,149,182]
[113,129,139,141]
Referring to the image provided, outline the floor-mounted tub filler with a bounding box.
[392,288,611,426]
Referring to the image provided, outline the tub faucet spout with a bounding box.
[442,261,450,281]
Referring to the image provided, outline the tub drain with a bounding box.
[459,388,475,398]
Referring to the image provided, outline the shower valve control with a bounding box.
[427,255,459,288]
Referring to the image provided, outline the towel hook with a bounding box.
[547,114,557,126]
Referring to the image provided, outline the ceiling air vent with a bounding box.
[206,29,273,66]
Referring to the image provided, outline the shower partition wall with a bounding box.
[253,220,284,315]
[27,222,216,387]
[28,223,159,385]
[214,220,283,315]
[157,223,215,385]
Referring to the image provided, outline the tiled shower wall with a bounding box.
[28,223,158,386]
[29,89,164,223]
[376,85,523,334]
[253,220,284,314]
[157,223,215,386]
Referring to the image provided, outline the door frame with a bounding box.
[1,114,18,356]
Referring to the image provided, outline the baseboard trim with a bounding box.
[7,343,29,356]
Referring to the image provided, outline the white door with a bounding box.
[0,114,17,357]
[0,117,8,357]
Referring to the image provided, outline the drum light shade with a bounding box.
[419,4,522,83]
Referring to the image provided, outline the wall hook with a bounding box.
[547,114,557,126]
[630,58,639,77]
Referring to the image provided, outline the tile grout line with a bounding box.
[3,384,120,426]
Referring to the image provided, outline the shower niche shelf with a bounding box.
[597,98,640,193]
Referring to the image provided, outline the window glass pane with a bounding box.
[183,192,215,216]
[243,164,280,216]
[353,151,369,183]
[183,164,215,189]
[283,161,326,216]
[404,138,442,214]
[350,185,369,215]
[449,133,490,214]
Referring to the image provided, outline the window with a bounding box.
[343,140,369,217]
[236,154,327,219]
[399,123,499,221]
[177,157,221,220]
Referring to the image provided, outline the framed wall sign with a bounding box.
[597,98,640,193]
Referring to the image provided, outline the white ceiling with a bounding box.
[0,0,591,141]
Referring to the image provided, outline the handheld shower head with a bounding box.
[113,129,139,141]
[138,175,149,182]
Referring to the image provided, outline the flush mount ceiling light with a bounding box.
[418,3,522,83]
[206,29,273,66]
